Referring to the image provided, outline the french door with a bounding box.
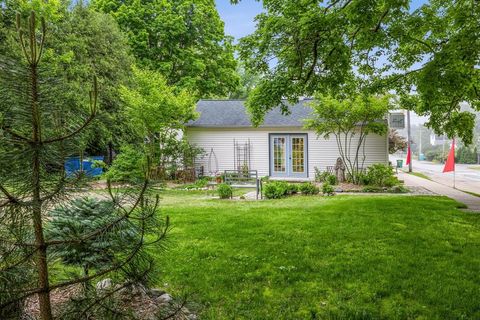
[270,134,307,178]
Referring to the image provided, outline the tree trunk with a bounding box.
[30,60,53,320]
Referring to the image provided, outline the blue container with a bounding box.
[65,156,104,177]
[419,153,425,161]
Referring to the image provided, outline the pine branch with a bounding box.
[1,214,169,308]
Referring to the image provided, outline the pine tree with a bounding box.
[0,11,167,320]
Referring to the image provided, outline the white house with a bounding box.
[185,99,388,180]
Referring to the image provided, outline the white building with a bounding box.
[185,100,388,180]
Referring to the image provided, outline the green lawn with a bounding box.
[153,191,480,319]
[408,171,431,180]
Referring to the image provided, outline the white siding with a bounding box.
[185,127,388,179]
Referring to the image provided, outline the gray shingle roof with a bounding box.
[187,99,314,128]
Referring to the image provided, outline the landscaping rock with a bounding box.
[150,288,166,297]
[96,278,112,291]
[158,293,173,303]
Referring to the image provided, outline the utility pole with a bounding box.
[419,127,422,160]
[407,110,412,172]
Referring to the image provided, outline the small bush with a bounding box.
[314,167,331,182]
[365,164,398,187]
[286,183,299,195]
[322,182,335,196]
[263,181,289,199]
[217,183,233,199]
[105,145,145,183]
[299,182,320,195]
[194,177,209,188]
[326,174,337,185]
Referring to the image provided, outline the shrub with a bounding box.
[194,177,209,188]
[261,176,270,182]
[299,182,320,195]
[105,145,145,183]
[263,181,289,199]
[456,146,477,164]
[217,183,233,199]
[286,183,299,195]
[314,167,331,182]
[365,164,399,187]
[46,198,138,278]
[326,174,338,185]
[322,182,335,196]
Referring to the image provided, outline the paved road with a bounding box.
[390,156,480,195]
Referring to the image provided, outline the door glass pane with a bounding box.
[291,137,305,173]
[273,137,286,172]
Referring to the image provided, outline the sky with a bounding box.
[215,1,428,42]
[215,1,431,125]
[215,0,262,42]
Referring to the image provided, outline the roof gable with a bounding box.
[187,99,313,128]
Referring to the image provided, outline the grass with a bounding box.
[152,191,480,319]
[460,189,480,198]
[468,166,480,171]
[408,171,431,180]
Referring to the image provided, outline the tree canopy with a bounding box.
[239,0,479,143]
[93,0,239,98]
[305,94,391,183]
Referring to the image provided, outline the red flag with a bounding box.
[443,139,455,173]
[405,145,411,165]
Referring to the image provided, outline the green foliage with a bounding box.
[425,149,446,163]
[121,66,197,137]
[217,183,233,199]
[298,182,320,195]
[105,145,146,183]
[306,94,390,184]
[364,164,399,188]
[229,62,260,99]
[326,174,338,186]
[362,186,383,193]
[183,177,210,190]
[119,67,200,179]
[456,146,478,164]
[239,0,479,143]
[322,182,335,196]
[263,181,290,199]
[46,198,136,274]
[314,168,330,183]
[286,183,298,195]
[93,0,239,98]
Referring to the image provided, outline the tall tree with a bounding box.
[0,11,166,320]
[0,1,137,162]
[119,67,198,179]
[93,0,239,98]
[305,94,390,184]
[238,0,479,143]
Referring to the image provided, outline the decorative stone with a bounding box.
[158,293,173,303]
[149,288,166,297]
[96,278,112,291]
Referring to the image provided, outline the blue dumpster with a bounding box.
[65,156,104,177]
